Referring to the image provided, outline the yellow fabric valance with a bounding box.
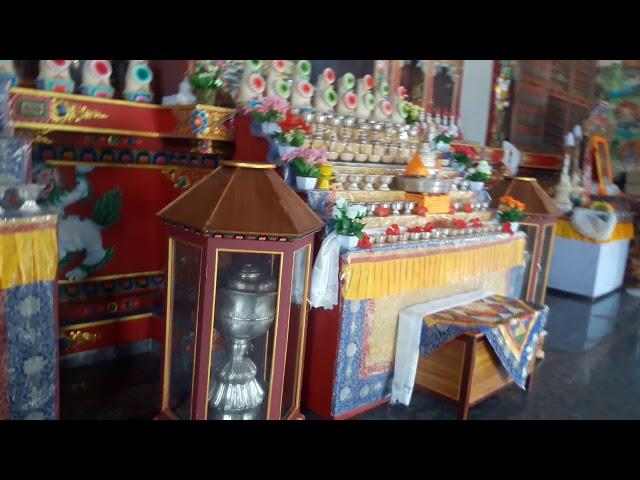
[556,219,634,244]
[342,237,525,301]
[0,218,58,289]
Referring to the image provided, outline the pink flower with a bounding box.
[281,148,305,163]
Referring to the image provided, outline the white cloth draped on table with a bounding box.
[390,290,493,406]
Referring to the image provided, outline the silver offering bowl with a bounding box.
[376,234,387,244]
[363,175,377,191]
[348,174,363,190]
[421,231,432,240]
[378,175,394,191]
[365,203,377,216]
[343,116,356,128]
[334,173,349,188]
[302,112,315,124]
[391,201,404,215]
[403,202,416,215]
[409,232,422,241]
[399,232,409,242]
[209,263,277,420]
[386,234,399,243]
[17,184,44,213]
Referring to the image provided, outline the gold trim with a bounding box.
[162,238,175,412]
[59,270,164,285]
[268,253,284,419]
[521,222,540,302]
[50,98,109,124]
[514,177,537,182]
[12,121,232,142]
[220,161,277,170]
[539,223,557,304]
[204,248,284,420]
[11,86,235,115]
[11,87,167,109]
[162,238,203,419]
[60,312,154,331]
[46,159,214,172]
[285,244,312,420]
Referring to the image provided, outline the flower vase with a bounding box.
[338,234,359,251]
[510,222,520,232]
[468,180,485,192]
[194,88,218,106]
[296,176,317,191]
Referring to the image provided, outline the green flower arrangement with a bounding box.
[189,60,224,91]
[405,103,422,124]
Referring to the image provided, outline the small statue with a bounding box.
[554,152,574,212]
[373,79,391,122]
[123,60,154,103]
[80,60,114,98]
[313,68,337,113]
[265,60,291,100]
[162,78,196,105]
[390,86,408,125]
[236,60,265,104]
[336,72,356,116]
[37,60,75,93]
[290,60,313,111]
[355,74,375,120]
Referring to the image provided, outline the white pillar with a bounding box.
[459,60,494,145]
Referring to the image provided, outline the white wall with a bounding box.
[459,60,494,145]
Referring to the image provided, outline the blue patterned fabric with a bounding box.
[331,299,392,417]
[4,282,57,419]
[330,265,528,417]
[419,304,548,389]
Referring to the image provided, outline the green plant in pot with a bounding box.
[466,160,492,192]
[281,148,327,191]
[332,198,367,250]
[189,60,225,105]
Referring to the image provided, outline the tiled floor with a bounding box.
[60,288,640,420]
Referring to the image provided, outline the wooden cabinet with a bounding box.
[509,60,598,152]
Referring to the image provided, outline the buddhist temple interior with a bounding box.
[1,58,639,422]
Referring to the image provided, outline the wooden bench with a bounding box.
[414,330,546,419]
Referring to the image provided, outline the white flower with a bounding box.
[23,356,45,376]
[346,205,362,219]
[331,205,341,219]
[19,296,41,318]
[467,167,476,175]
[335,198,347,209]
[477,160,492,175]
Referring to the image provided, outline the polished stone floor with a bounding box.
[60,288,640,420]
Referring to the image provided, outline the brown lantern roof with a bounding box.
[157,161,325,238]
[488,177,563,217]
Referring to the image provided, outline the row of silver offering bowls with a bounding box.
[451,202,490,212]
[356,201,417,216]
[334,173,395,191]
[368,223,503,246]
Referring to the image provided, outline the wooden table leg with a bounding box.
[457,336,477,420]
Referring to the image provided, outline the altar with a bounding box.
[303,232,526,419]
[548,217,634,298]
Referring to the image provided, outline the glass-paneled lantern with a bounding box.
[489,177,562,304]
[156,161,324,420]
